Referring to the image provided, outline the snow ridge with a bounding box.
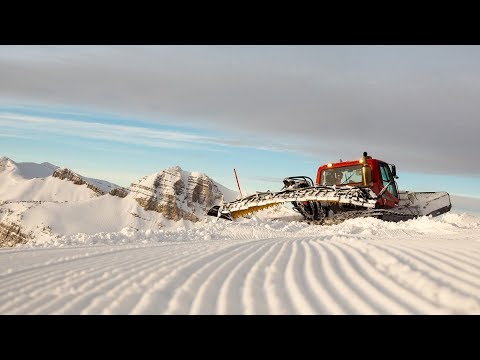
[0,156,58,179]
[0,213,479,314]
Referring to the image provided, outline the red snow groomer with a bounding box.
[208,152,452,224]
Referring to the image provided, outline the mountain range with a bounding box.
[0,156,238,247]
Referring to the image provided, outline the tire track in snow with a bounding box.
[61,242,240,314]
[1,244,210,314]
[132,240,263,314]
[213,240,276,314]
[0,251,143,313]
[287,238,346,314]
[68,248,198,314]
[0,246,147,304]
[120,242,252,314]
[81,249,201,315]
[333,241,443,314]
[446,248,480,269]
[321,241,396,314]
[360,242,456,306]
[407,244,480,279]
[122,243,235,314]
[369,243,480,313]
[307,240,361,314]
[312,240,377,314]
[240,240,283,315]
[301,240,345,314]
[193,240,274,314]
[207,239,275,314]
[376,243,480,297]
[2,247,173,314]
[283,239,318,314]
[2,217,480,315]
[83,243,220,314]
[263,239,297,314]
[53,246,210,315]
[0,246,137,288]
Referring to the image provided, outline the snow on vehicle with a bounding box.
[207,152,452,224]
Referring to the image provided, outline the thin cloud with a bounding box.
[0,133,34,140]
[1,46,480,175]
[0,112,297,154]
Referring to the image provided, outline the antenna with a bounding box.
[234,168,243,199]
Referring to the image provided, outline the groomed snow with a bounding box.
[2,155,480,314]
[1,209,479,315]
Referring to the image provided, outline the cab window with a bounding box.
[379,163,398,197]
[320,165,364,186]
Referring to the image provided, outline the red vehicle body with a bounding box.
[315,154,399,209]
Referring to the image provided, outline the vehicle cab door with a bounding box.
[378,162,399,208]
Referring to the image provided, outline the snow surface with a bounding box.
[1,155,480,314]
[81,175,120,194]
[1,208,480,315]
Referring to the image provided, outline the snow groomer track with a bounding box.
[1,213,480,315]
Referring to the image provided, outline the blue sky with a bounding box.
[0,105,317,192]
[1,46,479,198]
[1,105,478,198]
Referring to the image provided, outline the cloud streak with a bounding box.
[0,112,300,154]
[1,46,480,175]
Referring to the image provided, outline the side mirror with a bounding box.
[391,164,398,179]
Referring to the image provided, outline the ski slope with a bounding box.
[1,211,480,315]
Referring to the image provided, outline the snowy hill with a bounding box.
[0,156,58,179]
[0,156,238,247]
[0,157,126,202]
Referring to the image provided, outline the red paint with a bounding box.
[234,168,243,198]
[315,156,399,209]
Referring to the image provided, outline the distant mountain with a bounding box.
[0,156,58,179]
[0,156,238,247]
[0,157,119,202]
[128,166,236,222]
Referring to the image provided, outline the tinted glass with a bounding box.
[320,165,364,186]
[379,163,398,197]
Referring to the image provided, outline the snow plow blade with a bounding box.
[207,185,378,221]
[397,191,452,217]
[207,188,452,223]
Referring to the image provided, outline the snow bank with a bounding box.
[20,208,480,248]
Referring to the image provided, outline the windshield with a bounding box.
[320,165,364,186]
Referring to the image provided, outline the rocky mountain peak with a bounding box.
[51,168,129,198]
[0,156,15,173]
[128,166,226,222]
[52,168,106,196]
